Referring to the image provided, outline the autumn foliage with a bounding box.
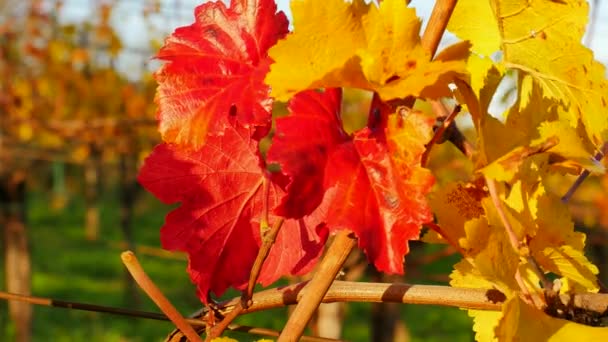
[137,0,608,340]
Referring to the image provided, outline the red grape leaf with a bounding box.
[155,0,288,148]
[325,127,433,273]
[267,88,348,218]
[269,89,434,273]
[138,123,327,302]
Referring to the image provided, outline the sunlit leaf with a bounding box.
[266,0,467,101]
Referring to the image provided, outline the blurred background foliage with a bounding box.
[0,1,607,342]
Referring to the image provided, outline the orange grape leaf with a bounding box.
[155,0,288,148]
[265,0,467,102]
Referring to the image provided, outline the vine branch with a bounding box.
[278,230,357,341]
[121,251,203,342]
[185,280,608,320]
[422,104,462,166]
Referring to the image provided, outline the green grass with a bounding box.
[2,185,473,341]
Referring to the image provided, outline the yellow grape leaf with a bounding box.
[460,215,520,295]
[477,116,522,170]
[480,140,555,183]
[266,0,467,101]
[450,261,502,342]
[533,193,585,251]
[210,338,238,342]
[536,120,604,173]
[468,56,504,119]
[429,182,486,247]
[450,258,495,290]
[559,277,593,295]
[503,1,607,144]
[447,0,500,56]
[453,55,504,138]
[502,178,553,242]
[496,296,608,341]
[483,187,529,241]
[534,245,599,292]
[518,263,544,296]
[504,76,557,145]
[470,309,501,342]
[385,108,435,183]
[454,0,608,144]
[480,117,602,182]
[504,179,543,221]
[523,191,598,291]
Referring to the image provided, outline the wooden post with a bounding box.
[1,170,32,342]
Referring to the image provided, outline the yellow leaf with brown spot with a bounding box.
[454,0,608,145]
[266,0,467,101]
[429,182,486,247]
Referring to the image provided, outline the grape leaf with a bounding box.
[450,261,502,342]
[267,88,348,218]
[446,0,499,56]
[455,54,504,129]
[327,125,433,273]
[269,89,434,273]
[503,176,598,291]
[155,0,288,148]
[496,296,608,341]
[461,216,520,295]
[450,0,608,145]
[138,123,327,302]
[265,0,467,102]
[428,182,486,246]
[528,192,598,291]
[534,245,599,292]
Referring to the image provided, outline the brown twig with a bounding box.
[420,0,459,57]
[422,104,462,166]
[0,290,199,324]
[429,100,475,158]
[278,231,357,341]
[205,303,244,341]
[121,251,203,342]
[164,279,608,341]
[191,280,608,316]
[0,290,334,341]
[246,218,286,301]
